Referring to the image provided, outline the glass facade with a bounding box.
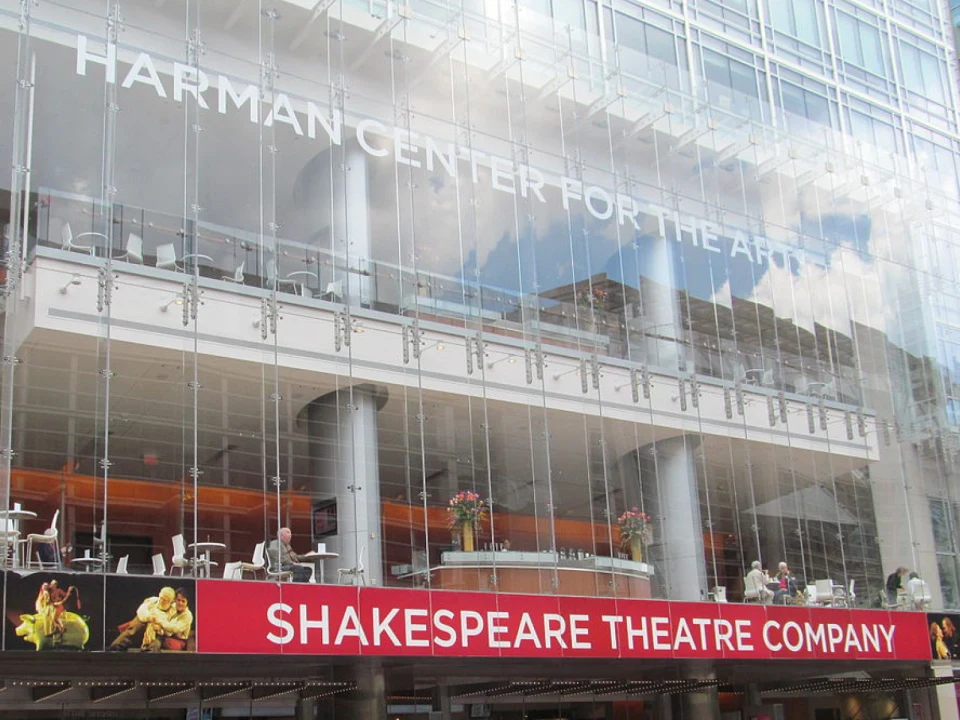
[0,0,958,617]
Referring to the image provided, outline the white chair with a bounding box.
[155,243,182,271]
[265,546,292,582]
[171,534,207,576]
[814,579,836,606]
[1,519,20,568]
[321,280,343,302]
[743,576,760,602]
[112,233,143,264]
[265,259,301,295]
[760,369,775,387]
[60,222,96,255]
[26,509,60,569]
[805,584,819,606]
[151,553,166,576]
[223,561,243,579]
[116,555,129,574]
[709,586,727,603]
[338,545,366,585]
[238,542,266,579]
[222,261,245,283]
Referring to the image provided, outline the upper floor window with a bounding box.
[835,11,885,76]
[899,39,946,104]
[767,0,820,47]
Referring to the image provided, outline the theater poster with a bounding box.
[927,612,960,660]
[104,576,196,653]
[4,570,102,652]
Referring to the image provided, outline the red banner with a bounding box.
[195,581,931,661]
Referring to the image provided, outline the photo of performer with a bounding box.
[109,585,194,652]
[15,578,87,651]
[927,613,960,660]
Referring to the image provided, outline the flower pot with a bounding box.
[629,535,643,563]
[462,523,475,552]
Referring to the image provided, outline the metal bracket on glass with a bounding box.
[96,267,115,313]
[465,337,474,375]
[690,377,700,409]
[881,419,891,446]
[675,377,687,412]
[806,402,816,434]
[590,355,600,391]
[818,398,827,431]
[735,385,745,415]
[333,310,350,351]
[856,408,866,438]
[778,391,787,424]
[844,411,854,440]
[767,395,775,426]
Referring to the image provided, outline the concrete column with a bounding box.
[644,435,707,601]
[639,231,686,372]
[932,664,959,720]
[302,385,387,586]
[334,142,372,307]
[316,663,387,720]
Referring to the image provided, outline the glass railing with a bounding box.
[31,187,866,407]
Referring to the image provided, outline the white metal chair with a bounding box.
[708,586,728,603]
[223,560,243,579]
[222,261,245,283]
[155,243,182,271]
[1,519,20,568]
[238,542,266,579]
[338,545,366,586]
[171,534,193,576]
[26,509,60,569]
[112,233,143,264]
[814,579,836,606]
[805,584,819,606]
[60,222,96,255]
[151,553,166,576]
[321,280,343,302]
[265,547,292,582]
[116,555,129,574]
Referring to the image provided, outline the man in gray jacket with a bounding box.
[267,527,312,583]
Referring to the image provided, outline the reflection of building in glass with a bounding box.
[0,0,958,716]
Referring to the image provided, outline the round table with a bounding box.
[0,509,37,568]
[69,557,104,572]
[298,550,339,584]
[188,542,226,578]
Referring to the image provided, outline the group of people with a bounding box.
[745,561,802,605]
[886,566,927,609]
[109,586,193,652]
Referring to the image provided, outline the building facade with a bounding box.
[0,0,959,717]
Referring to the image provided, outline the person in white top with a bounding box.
[746,560,773,604]
[907,572,927,610]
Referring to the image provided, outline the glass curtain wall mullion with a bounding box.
[0,0,35,578]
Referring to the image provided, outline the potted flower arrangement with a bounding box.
[617,507,652,563]
[448,490,486,552]
[576,287,609,313]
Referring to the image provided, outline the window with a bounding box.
[779,81,831,127]
[835,11,886,75]
[767,0,819,47]
[931,498,960,609]
[702,48,760,98]
[899,41,946,103]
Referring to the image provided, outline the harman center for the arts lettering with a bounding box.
[76,34,805,270]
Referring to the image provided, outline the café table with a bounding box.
[69,556,104,572]
[188,541,226,578]
[298,550,339,584]
[0,508,37,568]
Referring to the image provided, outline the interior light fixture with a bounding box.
[59,275,82,294]
[159,295,185,312]
[352,319,365,334]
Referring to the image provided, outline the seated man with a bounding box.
[267,527,312,583]
[110,587,176,651]
[746,560,773,604]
